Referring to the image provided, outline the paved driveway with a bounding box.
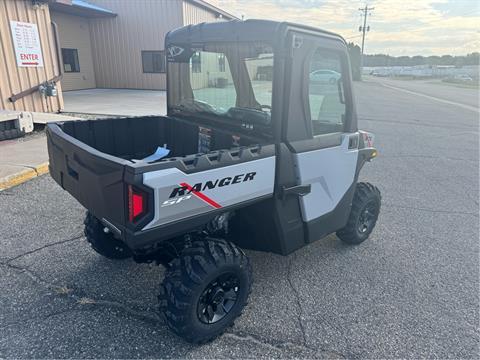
[0,80,478,358]
[63,89,166,116]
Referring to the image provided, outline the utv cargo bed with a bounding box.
[47,115,276,248]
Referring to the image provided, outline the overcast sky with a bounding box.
[210,0,480,56]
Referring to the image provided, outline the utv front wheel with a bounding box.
[84,212,132,259]
[159,238,252,343]
[337,182,381,245]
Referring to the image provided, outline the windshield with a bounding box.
[167,42,274,125]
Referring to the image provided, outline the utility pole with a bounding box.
[358,4,374,69]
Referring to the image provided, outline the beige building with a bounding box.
[0,0,235,113]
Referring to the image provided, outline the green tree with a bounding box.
[412,56,426,65]
[426,56,441,65]
[464,52,479,65]
[440,55,453,65]
[347,42,362,81]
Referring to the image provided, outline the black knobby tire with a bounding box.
[159,238,252,343]
[336,182,381,245]
[83,212,132,259]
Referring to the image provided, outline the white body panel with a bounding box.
[143,156,276,230]
[293,134,359,222]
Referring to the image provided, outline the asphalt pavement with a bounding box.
[0,79,478,358]
[368,76,479,110]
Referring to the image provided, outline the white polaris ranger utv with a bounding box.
[46,20,381,343]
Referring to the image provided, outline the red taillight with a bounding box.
[128,185,146,222]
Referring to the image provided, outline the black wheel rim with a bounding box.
[357,201,377,235]
[197,273,240,324]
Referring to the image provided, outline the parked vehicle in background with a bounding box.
[454,74,473,82]
[309,69,342,83]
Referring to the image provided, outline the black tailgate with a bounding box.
[46,123,128,228]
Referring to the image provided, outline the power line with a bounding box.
[345,34,363,41]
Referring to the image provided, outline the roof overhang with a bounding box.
[48,0,116,18]
[185,0,238,20]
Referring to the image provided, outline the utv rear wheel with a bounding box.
[84,212,132,259]
[336,182,381,245]
[159,238,252,343]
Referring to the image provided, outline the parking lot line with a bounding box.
[380,82,479,113]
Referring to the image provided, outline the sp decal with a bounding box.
[161,195,192,207]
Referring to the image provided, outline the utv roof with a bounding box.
[166,19,346,45]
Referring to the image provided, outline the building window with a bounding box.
[61,48,80,73]
[142,50,166,73]
[218,54,226,72]
[191,51,201,73]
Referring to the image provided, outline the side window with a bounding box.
[308,48,346,135]
[142,51,166,73]
[62,48,80,73]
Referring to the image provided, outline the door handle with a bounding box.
[281,184,311,199]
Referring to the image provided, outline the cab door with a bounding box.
[283,32,359,242]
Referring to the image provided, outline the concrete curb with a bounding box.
[0,162,49,191]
